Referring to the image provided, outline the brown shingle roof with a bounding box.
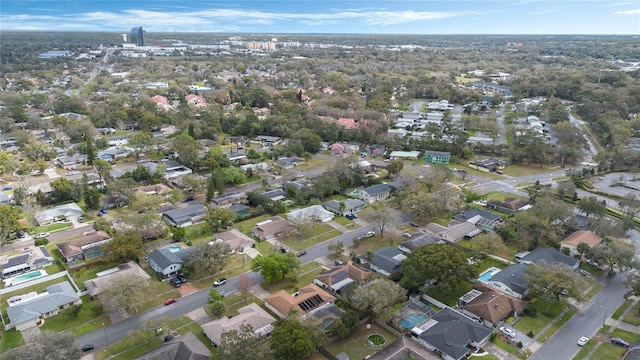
[315,261,370,287]
[461,283,527,324]
[56,230,111,259]
[264,283,335,317]
[560,230,603,248]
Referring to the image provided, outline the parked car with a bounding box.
[334,260,345,266]
[182,195,195,202]
[81,344,95,352]
[177,274,187,283]
[170,277,181,287]
[100,208,107,214]
[280,246,289,253]
[611,337,630,347]
[34,232,50,239]
[213,278,227,287]
[345,213,357,220]
[164,298,177,305]
[409,222,419,227]
[296,250,307,257]
[164,335,174,342]
[16,230,26,238]
[500,327,516,338]
[78,216,84,223]
[577,336,589,346]
[579,269,588,276]
[364,231,375,238]
[402,232,412,238]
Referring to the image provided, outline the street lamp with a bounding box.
[102,322,108,349]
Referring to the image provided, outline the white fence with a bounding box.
[0,270,81,295]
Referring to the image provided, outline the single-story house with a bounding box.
[423,151,451,164]
[314,261,370,294]
[485,198,531,215]
[287,205,334,224]
[370,246,407,277]
[359,184,392,204]
[262,188,286,201]
[560,230,603,257]
[97,147,131,162]
[412,307,492,360]
[359,145,387,158]
[134,183,172,196]
[144,160,192,180]
[211,229,254,253]
[322,199,367,216]
[424,221,481,243]
[202,303,276,346]
[162,204,207,227]
[56,154,88,167]
[240,162,269,173]
[230,202,250,216]
[212,192,248,207]
[453,208,502,223]
[468,159,505,173]
[135,332,211,360]
[282,179,308,191]
[459,283,528,328]
[264,283,336,318]
[254,135,282,147]
[148,246,194,279]
[275,156,304,169]
[387,129,408,138]
[6,282,82,331]
[226,151,248,163]
[337,118,359,130]
[397,232,442,253]
[517,247,580,270]
[1,246,53,279]
[34,202,84,225]
[486,263,529,299]
[56,230,112,262]
[251,216,291,241]
[389,150,421,160]
[84,261,150,298]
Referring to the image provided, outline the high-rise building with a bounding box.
[130,27,144,46]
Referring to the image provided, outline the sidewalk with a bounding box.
[605,298,639,334]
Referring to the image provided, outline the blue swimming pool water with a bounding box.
[478,267,501,283]
[399,314,427,329]
[166,245,184,253]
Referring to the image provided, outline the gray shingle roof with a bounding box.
[453,208,502,222]
[372,246,406,275]
[489,263,529,296]
[362,184,391,196]
[7,282,80,326]
[519,247,579,268]
[148,247,193,270]
[162,204,206,225]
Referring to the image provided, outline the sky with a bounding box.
[1,1,639,35]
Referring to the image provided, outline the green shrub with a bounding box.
[517,341,523,348]
[490,332,497,342]
[527,331,534,338]
[34,238,49,246]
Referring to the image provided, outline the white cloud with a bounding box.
[614,8,640,14]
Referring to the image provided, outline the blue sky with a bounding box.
[1,1,639,35]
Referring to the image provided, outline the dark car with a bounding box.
[183,195,195,202]
[280,246,289,253]
[170,277,182,287]
[164,334,174,342]
[611,337,630,347]
[409,222,419,227]
[100,208,107,214]
[177,274,187,283]
[345,213,357,220]
[164,298,177,305]
[16,230,26,238]
[81,344,95,352]
[296,250,307,257]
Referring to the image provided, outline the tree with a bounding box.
[400,244,476,294]
[86,137,95,165]
[210,300,227,318]
[359,203,397,237]
[251,252,301,283]
[204,206,236,232]
[327,240,344,257]
[576,242,592,260]
[577,196,607,218]
[460,188,486,209]
[470,233,511,258]
[129,193,163,214]
[187,241,232,273]
[172,226,186,241]
[3,330,82,360]
[349,277,407,318]
[101,274,151,313]
[270,319,315,360]
[206,175,216,202]
[525,262,586,312]
[0,205,24,244]
[128,131,153,160]
[0,150,19,175]
[238,274,253,303]
[172,133,201,168]
[590,241,634,274]
[212,324,274,360]
[386,159,404,176]
[102,230,145,261]
[93,159,113,187]
[125,212,166,241]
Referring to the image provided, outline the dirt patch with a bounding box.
[177,282,198,296]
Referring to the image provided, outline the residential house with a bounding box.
[275,156,304,169]
[370,246,407,277]
[486,263,529,299]
[84,261,150,299]
[264,283,336,318]
[287,205,334,223]
[322,199,367,216]
[144,160,192,180]
[313,261,370,294]
[34,202,84,225]
[148,246,194,279]
[389,150,421,160]
[401,112,422,120]
[337,118,359,130]
[560,230,603,257]
[212,192,248,207]
[226,151,248,164]
[230,202,250,216]
[211,229,255,253]
[151,95,173,111]
[485,198,531,215]
[251,216,291,241]
[56,154,88,168]
[359,184,392,204]
[1,246,54,279]
[254,135,282,147]
[0,191,12,204]
[424,221,481,243]
[453,208,502,231]
[6,282,82,331]
[97,147,130,162]
[134,183,172,197]
[56,230,112,262]
[162,204,207,227]
[517,247,580,270]
[202,303,276,346]
[185,94,206,107]
[468,159,505,173]
[282,179,308,191]
[423,151,451,164]
[135,332,211,360]
[412,307,492,360]
[459,283,528,328]
[240,162,269,173]
[330,143,345,155]
[387,128,408,138]
[107,136,129,146]
[262,188,286,201]
[397,232,442,254]
[359,145,387,158]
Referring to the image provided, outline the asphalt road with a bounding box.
[530,273,628,360]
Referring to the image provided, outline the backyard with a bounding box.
[324,323,398,360]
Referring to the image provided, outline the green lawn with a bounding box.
[612,299,633,320]
[513,300,566,336]
[233,214,272,235]
[0,328,23,352]
[580,262,604,277]
[324,323,398,360]
[492,337,519,355]
[33,222,73,234]
[262,262,324,293]
[590,342,627,360]
[584,283,602,300]
[540,307,577,340]
[623,302,640,326]
[610,327,640,343]
[425,280,474,307]
[571,340,596,360]
[40,296,110,335]
[474,257,510,274]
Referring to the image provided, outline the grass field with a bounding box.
[571,340,596,360]
[513,301,566,336]
[425,280,474,307]
[324,323,398,360]
[612,299,633,320]
[590,342,627,360]
[623,302,640,326]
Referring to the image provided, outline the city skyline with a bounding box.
[1,1,639,35]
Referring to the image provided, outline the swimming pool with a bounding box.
[165,245,185,253]
[399,314,427,329]
[5,270,48,287]
[478,267,501,283]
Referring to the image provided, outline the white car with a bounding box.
[34,232,50,239]
[577,336,589,346]
[500,327,515,338]
[364,231,375,238]
[402,232,412,238]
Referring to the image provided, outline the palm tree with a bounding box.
[364,251,376,269]
[338,201,346,216]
